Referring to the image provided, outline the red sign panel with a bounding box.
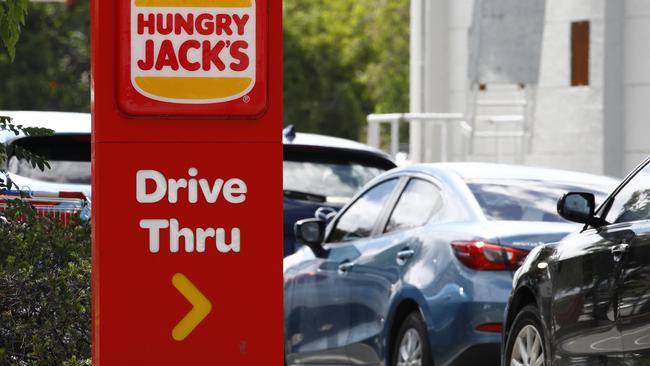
[116,0,268,117]
[91,0,282,364]
[93,143,282,364]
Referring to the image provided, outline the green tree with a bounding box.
[283,1,368,140]
[1,5,90,364]
[283,0,409,140]
[3,0,410,138]
[0,1,90,112]
[0,0,28,61]
[362,0,410,114]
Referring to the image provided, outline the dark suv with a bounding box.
[283,126,395,257]
[503,157,650,366]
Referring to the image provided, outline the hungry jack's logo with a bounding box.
[130,0,256,104]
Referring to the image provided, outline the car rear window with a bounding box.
[468,179,611,222]
[7,134,91,185]
[283,149,391,203]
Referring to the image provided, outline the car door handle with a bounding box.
[396,249,415,264]
[338,262,354,275]
[611,243,629,262]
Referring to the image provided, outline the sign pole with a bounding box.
[91,1,283,364]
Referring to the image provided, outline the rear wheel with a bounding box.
[506,305,547,366]
[392,312,433,366]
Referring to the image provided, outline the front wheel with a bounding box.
[505,305,547,366]
[392,311,434,366]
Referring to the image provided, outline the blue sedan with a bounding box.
[283,163,619,366]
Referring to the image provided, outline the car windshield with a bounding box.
[6,134,91,185]
[283,158,387,203]
[468,180,611,222]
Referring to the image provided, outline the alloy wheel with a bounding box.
[397,328,423,366]
[510,324,545,366]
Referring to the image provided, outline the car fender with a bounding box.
[502,245,556,366]
[380,285,433,364]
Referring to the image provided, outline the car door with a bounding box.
[602,161,650,357]
[550,227,625,360]
[618,221,650,357]
[285,178,399,365]
[343,177,444,365]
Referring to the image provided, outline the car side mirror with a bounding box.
[557,192,595,224]
[294,218,326,249]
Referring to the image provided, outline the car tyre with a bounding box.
[392,311,434,366]
[505,305,548,366]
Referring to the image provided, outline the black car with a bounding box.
[503,157,650,366]
[283,126,396,257]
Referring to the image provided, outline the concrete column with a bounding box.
[409,0,425,163]
[622,0,650,173]
[423,0,449,162]
[603,1,624,177]
[410,0,450,163]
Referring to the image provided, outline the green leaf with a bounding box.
[0,0,29,61]
[22,127,54,137]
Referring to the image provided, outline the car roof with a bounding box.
[422,162,620,187]
[0,111,91,142]
[366,162,621,223]
[284,131,386,153]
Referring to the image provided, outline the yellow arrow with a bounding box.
[171,273,212,341]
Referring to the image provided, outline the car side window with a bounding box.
[385,178,442,233]
[328,179,398,243]
[605,162,650,225]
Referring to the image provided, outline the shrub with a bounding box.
[0,201,91,366]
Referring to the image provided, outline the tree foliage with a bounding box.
[0,117,83,366]
[0,1,90,112]
[2,0,408,137]
[283,0,409,140]
[0,0,28,61]
[0,201,91,366]
[0,5,89,362]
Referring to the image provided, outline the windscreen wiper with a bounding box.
[283,190,326,203]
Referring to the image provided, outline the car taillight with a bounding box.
[450,240,529,271]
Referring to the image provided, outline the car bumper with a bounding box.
[422,273,512,366]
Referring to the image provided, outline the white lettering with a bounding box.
[140,219,170,253]
[223,179,247,204]
[168,178,188,204]
[170,218,194,253]
[188,168,199,203]
[137,170,167,203]
[216,227,240,253]
[136,169,248,255]
[199,178,225,203]
[140,219,241,254]
[136,169,247,204]
[196,228,216,253]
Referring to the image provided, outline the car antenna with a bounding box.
[283,125,296,143]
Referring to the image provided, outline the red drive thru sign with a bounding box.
[92,0,282,364]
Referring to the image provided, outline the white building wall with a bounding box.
[623,0,650,173]
[526,0,605,174]
[426,0,650,177]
